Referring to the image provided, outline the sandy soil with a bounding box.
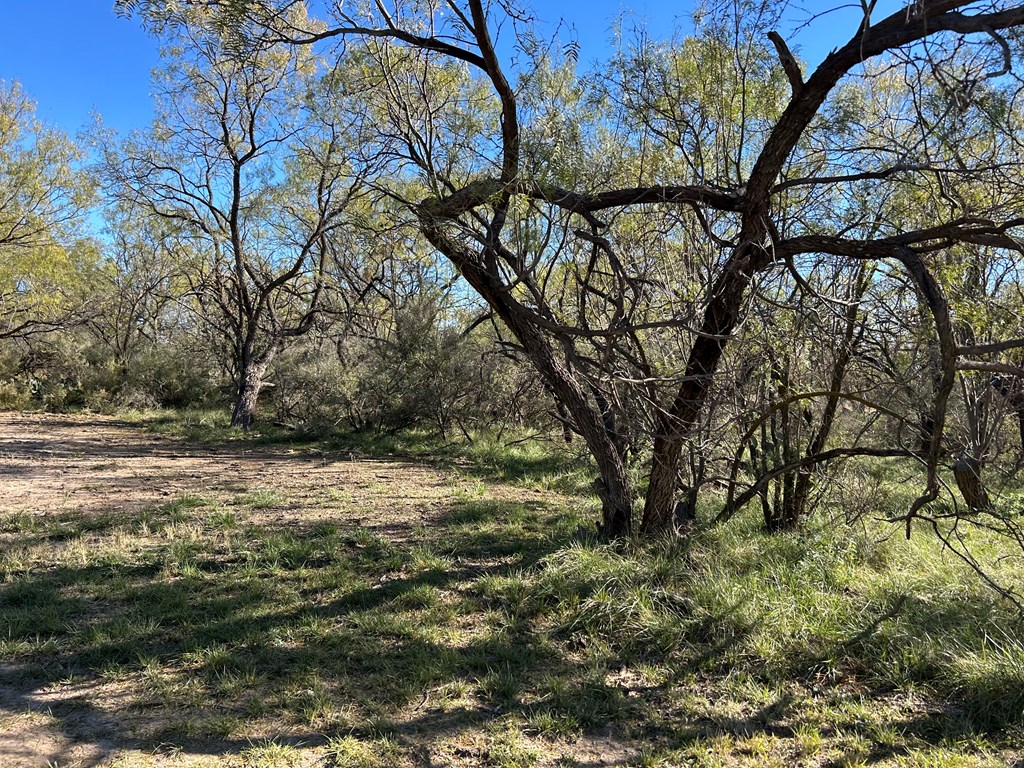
[0,411,590,768]
[0,411,473,533]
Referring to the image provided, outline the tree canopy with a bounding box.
[4,2,1022,575]
[0,81,97,340]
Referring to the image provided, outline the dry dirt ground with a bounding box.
[0,412,623,768]
[0,411,467,538]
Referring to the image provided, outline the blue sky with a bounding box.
[0,1,160,136]
[0,1,894,138]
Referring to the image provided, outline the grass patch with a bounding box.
[4,412,1024,766]
[234,489,286,509]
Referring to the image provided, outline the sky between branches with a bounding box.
[0,0,896,138]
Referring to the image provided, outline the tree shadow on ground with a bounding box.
[0,499,607,764]
[2,446,1023,766]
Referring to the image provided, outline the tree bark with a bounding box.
[641,435,683,534]
[230,350,273,430]
[640,249,769,534]
[953,456,992,514]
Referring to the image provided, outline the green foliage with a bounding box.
[267,294,549,438]
[351,295,483,434]
[0,81,97,340]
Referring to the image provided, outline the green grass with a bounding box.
[131,406,598,495]
[3,418,1024,765]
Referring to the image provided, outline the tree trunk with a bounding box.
[772,355,801,532]
[230,352,272,430]
[591,448,633,537]
[953,456,991,514]
[421,223,634,537]
[640,253,770,535]
[641,436,682,534]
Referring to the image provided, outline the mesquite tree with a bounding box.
[103,22,367,427]
[122,0,1024,537]
[0,81,97,340]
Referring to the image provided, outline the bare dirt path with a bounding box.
[0,411,468,535]
[0,411,580,768]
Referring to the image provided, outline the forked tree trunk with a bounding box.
[230,352,273,430]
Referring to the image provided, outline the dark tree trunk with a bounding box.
[750,435,774,528]
[772,356,801,532]
[918,413,936,454]
[555,401,573,443]
[673,484,699,530]
[640,260,769,535]
[421,223,634,537]
[230,351,272,430]
[953,456,991,514]
[641,436,683,534]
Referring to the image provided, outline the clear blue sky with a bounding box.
[0,1,894,138]
[0,1,160,136]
